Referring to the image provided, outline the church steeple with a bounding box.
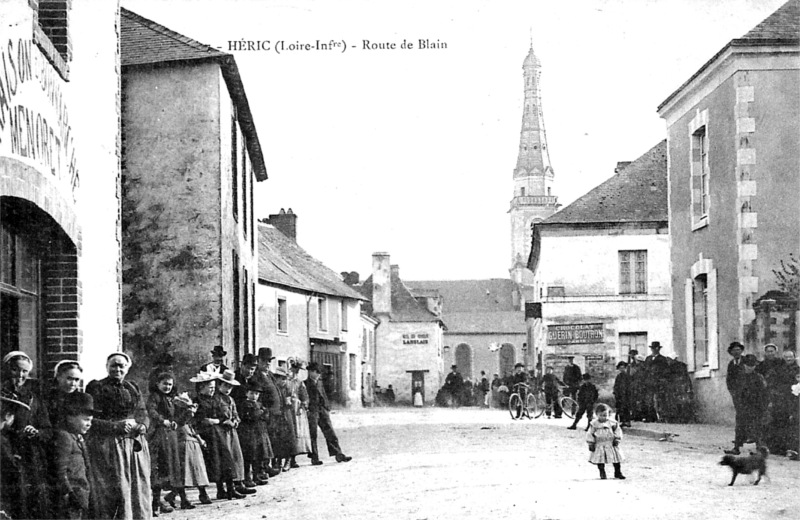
[509,44,559,290]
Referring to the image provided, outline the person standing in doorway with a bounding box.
[304,362,351,465]
[562,356,582,400]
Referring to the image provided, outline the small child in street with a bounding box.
[568,373,599,431]
[173,392,211,507]
[147,371,181,516]
[238,381,272,487]
[586,403,625,480]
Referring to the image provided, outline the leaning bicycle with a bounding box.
[508,382,538,420]
[532,386,578,419]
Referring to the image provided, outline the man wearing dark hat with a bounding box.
[305,362,351,464]
[726,354,768,455]
[726,341,746,440]
[201,346,229,374]
[444,365,464,407]
[562,356,582,400]
[51,392,96,519]
[251,348,282,477]
[232,353,259,407]
[643,341,670,422]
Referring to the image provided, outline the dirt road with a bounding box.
[167,408,800,520]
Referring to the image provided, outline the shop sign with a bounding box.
[1,36,79,196]
[547,323,604,345]
[402,333,429,345]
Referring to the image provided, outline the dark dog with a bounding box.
[719,446,768,486]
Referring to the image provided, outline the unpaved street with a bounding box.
[168,408,800,520]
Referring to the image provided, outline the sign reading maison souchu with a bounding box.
[547,323,604,345]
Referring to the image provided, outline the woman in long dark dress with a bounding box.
[1,351,53,519]
[271,367,298,472]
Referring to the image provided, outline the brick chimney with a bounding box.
[266,208,297,241]
[372,253,391,315]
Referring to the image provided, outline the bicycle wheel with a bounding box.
[526,393,543,419]
[560,396,578,418]
[508,393,522,420]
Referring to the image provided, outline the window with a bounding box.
[232,251,240,361]
[692,275,709,369]
[250,173,255,252]
[1,224,40,361]
[341,301,348,331]
[277,296,288,333]
[619,250,647,294]
[361,326,368,359]
[317,296,328,331]
[619,332,647,357]
[231,113,238,222]
[689,109,710,229]
[349,353,357,391]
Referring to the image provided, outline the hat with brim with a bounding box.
[63,392,98,415]
[273,367,289,378]
[1,395,31,412]
[307,361,321,373]
[189,371,220,383]
[218,369,240,386]
[210,345,227,357]
[257,348,275,362]
[246,380,266,393]
[242,353,258,366]
[450,365,458,370]
[649,341,662,350]
[514,363,524,368]
[728,341,744,353]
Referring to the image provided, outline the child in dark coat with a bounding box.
[50,392,95,519]
[238,381,272,487]
[568,373,599,431]
[147,372,181,516]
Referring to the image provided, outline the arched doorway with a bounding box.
[499,343,515,378]
[454,343,472,381]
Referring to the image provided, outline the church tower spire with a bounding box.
[509,44,559,289]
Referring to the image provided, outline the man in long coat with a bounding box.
[562,356,582,400]
[251,348,282,478]
[305,362,351,465]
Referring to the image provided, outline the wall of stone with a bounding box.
[375,320,443,404]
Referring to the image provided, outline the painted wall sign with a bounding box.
[402,333,429,345]
[547,323,604,345]
[0,37,79,195]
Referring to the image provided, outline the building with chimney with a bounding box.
[355,254,446,405]
[527,141,672,390]
[256,218,367,407]
[658,0,799,424]
[509,45,560,293]
[119,8,268,385]
[1,0,121,381]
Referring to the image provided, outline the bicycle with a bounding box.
[529,386,578,419]
[508,382,538,420]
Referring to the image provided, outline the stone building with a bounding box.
[355,253,446,405]
[509,45,560,292]
[120,9,267,385]
[528,142,672,390]
[406,279,526,381]
[256,213,367,407]
[1,0,121,381]
[657,0,800,423]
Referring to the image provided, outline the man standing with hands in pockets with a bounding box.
[304,362,352,465]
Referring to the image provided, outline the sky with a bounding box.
[123,0,788,281]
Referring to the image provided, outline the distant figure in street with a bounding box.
[491,374,502,408]
[562,356,582,400]
[444,365,464,407]
[613,361,632,427]
[586,403,625,480]
[643,341,670,422]
[305,362,351,465]
[479,371,490,408]
[568,373,599,431]
[385,385,396,404]
[540,366,563,418]
[725,354,768,455]
[200,345,229,375]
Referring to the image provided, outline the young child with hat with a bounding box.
[237,380,272,487]
[173,392,211,508]
[49,391,96,519]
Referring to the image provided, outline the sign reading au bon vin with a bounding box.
[547,323,604,345]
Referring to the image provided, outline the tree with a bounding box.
[773,253,800,300]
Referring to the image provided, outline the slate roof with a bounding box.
[258,224,367,301]
[539,140,667,226]
[120,8,267,181]
[357,274,445,325]
[405,279,525,334]
[659,0,800,111]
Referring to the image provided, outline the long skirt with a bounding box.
[199,425,245,482]
[294,408,312,454]
[149,427,181,488]
[268,410,297,459]
[178,437,209,488]
[87,434,152,520]
[239,421,274,463]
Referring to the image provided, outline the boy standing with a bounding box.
[568,374,599,431]
[51,392,95,519]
